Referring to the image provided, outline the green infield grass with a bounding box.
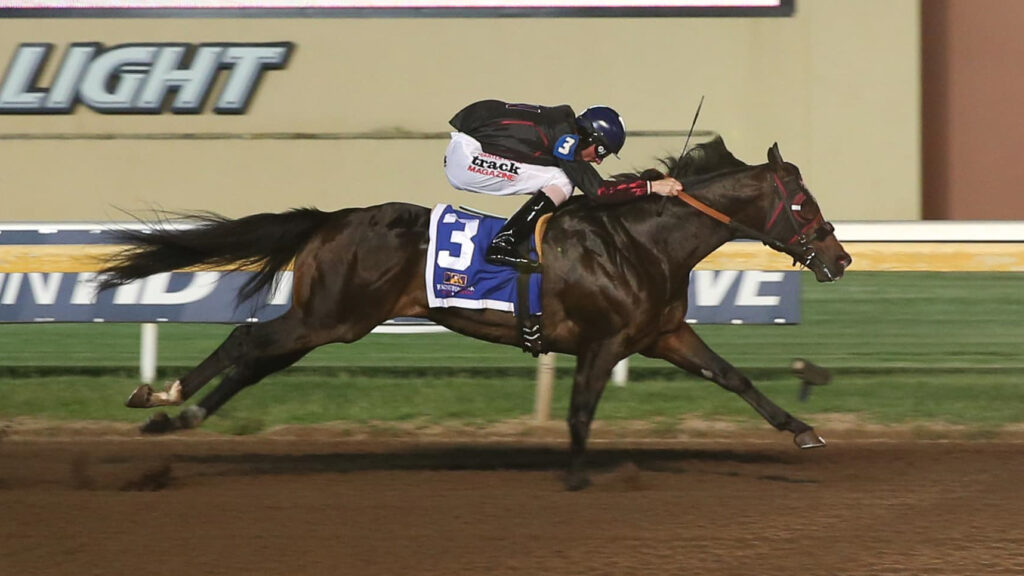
[1,271,1022,431]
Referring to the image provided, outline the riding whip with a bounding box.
[660,95,705,217]
[680,94,705,156]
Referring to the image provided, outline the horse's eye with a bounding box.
[815,221,836,240]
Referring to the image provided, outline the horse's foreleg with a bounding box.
[126,324,255,409]
[645,325,825,449]
[566,341,623,491]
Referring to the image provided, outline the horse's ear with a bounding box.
[767,142,784,167]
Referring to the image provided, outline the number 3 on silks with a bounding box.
[437,218,479,270]
[554,134,578,160]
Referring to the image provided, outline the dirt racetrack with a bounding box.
[2,424,1023,576]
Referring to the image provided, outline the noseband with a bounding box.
[766,173,836,272]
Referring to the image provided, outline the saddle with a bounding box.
[427,205,551,356]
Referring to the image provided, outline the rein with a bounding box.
[673,189,791,254]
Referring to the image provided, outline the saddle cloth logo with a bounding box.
[443,271,469,287]
[425,204,541,315]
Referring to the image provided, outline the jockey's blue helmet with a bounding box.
[575,105,626,159]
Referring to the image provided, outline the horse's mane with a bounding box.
[677,164,756,192]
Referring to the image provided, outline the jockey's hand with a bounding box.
[650,177,683,197]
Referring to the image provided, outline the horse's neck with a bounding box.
[621,198,735,287]
[659,164,772,270]
[685,164,771,232]
[665,201,734,264]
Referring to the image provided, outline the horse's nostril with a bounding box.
[839,254,853,269]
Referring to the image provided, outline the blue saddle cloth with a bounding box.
[426,204,542,316]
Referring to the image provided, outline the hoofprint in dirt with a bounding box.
[2,423,1024,576]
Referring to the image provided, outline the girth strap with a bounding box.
[516,271,545,357]
[514,211,552,357]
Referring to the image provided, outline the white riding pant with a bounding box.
[444,132,574,203]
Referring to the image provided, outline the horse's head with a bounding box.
[756,143,852,282]
[609,136,851,282]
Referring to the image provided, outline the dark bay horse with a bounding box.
[99,137,852,490]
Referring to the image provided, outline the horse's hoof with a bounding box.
[794,429,827,449]
[140,412,179,435]
[125,385,153,408]
[565,473,592,492]
[126,381,183,408]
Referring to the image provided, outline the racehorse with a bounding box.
[98,136,852,490]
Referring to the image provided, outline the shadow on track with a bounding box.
[168,445,797,477]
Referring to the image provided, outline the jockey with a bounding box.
[445,99,684,270]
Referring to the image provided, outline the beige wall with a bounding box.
[0,0,920,222]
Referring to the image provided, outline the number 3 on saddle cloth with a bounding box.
[426,204,546,355]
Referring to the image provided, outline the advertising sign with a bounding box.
[0,42,292,114]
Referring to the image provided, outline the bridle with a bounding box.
[674,169,838,277]
[764,172,837,273]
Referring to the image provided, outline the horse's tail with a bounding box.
[98,208,333,301]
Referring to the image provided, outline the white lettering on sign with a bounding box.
[0,273,63,305]
[27,273,63,305]
[692,270,784,307]
[693,270,740,306]
[109,272,220,305]
[139,272,220,305]
[71,272,101,305]
[0,42,292,114]
[137,45,223,112]
[111,280,142,305]
[0,273,19,304]
[267,272,293,306]
[735,271,783,306]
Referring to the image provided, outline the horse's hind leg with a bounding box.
[139,307,385,433]
[141,348,310,434]
[644,324,825,449]
[125,324,256,409]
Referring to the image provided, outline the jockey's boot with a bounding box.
[486,192,557,271]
